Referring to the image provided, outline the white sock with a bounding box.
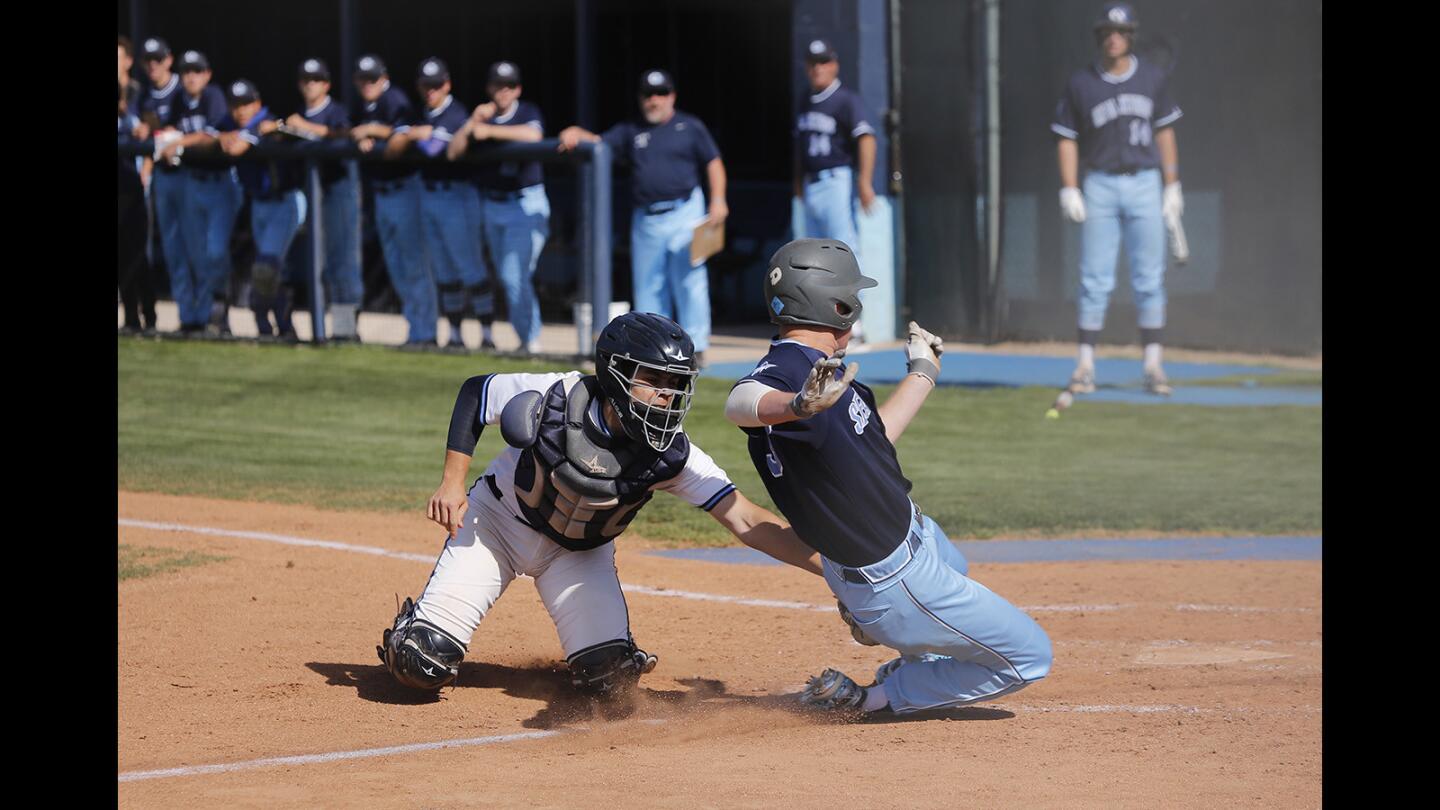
[1143,343,1162,371]
[862,683,891,712]
[1078,343,1095,370]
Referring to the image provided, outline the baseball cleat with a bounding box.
[873,652,952,686]
[800,668,867,712]
[1143,368,1173,396]
[1069,367,1096,394]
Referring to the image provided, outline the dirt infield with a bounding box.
[118,491,1321,808]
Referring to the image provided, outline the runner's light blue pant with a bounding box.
[151,169,197,324]
[1078,168,1167,331]
[319,170,364,306]
[420,182,492,322]
[182,169,242,327]
[823,503,1053,714]
[802,165,858,251]
[630,186,710,352]
[373,175,437,343]
[479,184,549,346]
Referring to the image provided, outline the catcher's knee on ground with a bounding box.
[377,596,466,690]
[567,639,657,697]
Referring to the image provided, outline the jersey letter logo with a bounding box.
[848,393,872,435]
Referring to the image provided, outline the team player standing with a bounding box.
[1053,2,1185,395]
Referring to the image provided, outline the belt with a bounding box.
[481,189,522,202]
[484,473,504,502]
[804,167,845,183]
[839,503,925,585]
[423,179,459,191]
[188,169,230,181]
[1098,166,1150,176]
[642,197,688,215]
[372,179,407,194]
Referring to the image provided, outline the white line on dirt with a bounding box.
[118,730,563,783]
[117,519,1305,616]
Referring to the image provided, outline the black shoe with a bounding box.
[480,337,498,351]
[179,324,205,336]
[118,325,141,336]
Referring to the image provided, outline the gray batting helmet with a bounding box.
[763,238,877,331]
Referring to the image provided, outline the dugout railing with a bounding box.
[118,137,612,357]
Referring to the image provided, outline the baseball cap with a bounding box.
[417,57,450,87]
[298,58,330,82]
[140,37,170,61]
[355,54,387,80]
[487,60,521,86]
[227,78,259,106]
[178,50,210,73]
[1093,2,1139,31]
[638,69,674,96]
[804,38,838,63]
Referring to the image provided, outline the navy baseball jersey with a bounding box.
[220,106,303,198]
[351,80,418,181]
[736,340,913,568]
[601,111,720,206]
[302,95,351,185]
[168,85,231,171]
[796,80,874,175]
[1051,55,1182,173]
[141,74,181,129]
[474,100,544,191]
[416,95,472,182]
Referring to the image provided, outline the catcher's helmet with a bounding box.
[1093,2,1138,33]
[763,238,877,331]
[594,312,699,452]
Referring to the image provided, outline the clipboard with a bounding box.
[689,216,725,267]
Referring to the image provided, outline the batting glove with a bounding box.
[1163,182,1184,221]
[905,321,944,385]
[1059,187,1087,223]
[791,351,859,418]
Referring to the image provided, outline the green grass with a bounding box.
[119,339,1321,543]
[118,544,228,581]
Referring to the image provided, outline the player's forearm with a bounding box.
[877,374,934,443]
[739,522,822,575]
[711,494,821,575]
[706,158,727,208]
[355,123,395,140]
[1155,128,1179,185]
[856,134,876,190]
[383,132,413,158]
[446,124,472,160]
[483,124,543,143]
[438,449,473,487]
[1057,138,1079,188]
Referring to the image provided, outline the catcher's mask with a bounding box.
[594,312,699,452]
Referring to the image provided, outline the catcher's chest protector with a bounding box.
[514,377,690,551]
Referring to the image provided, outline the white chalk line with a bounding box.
[117,520,1311,617]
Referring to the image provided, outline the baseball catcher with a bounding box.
[379,312,820,699]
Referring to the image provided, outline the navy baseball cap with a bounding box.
[355,54,387,80]
[417,57,450,87]
[638,69,674,96]
[298,58,330,82]
[140,37,170,61]
[178,50,210,73]
[804,38,838,63]
[487,60,521,86]
[1094,2,1139,31]
[227,78,259,106]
